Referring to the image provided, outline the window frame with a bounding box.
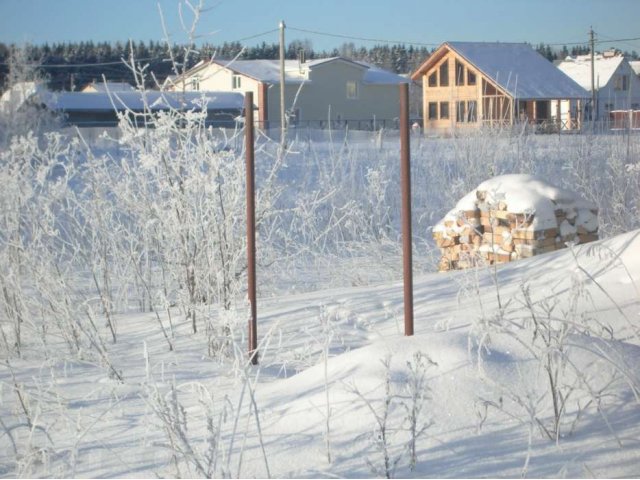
[439,60,449,87]
[346,80,359,99]
[232,74,242,89]
[428,71,438,87]
[456,101,466,123]
[467,100,478,122]
[455,60,465,86]
[440,101,450,119]
[428,102,438,120]
[467,69,477,86]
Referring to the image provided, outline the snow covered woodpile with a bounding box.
[433,174,599,272]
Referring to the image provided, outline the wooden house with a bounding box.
[411,42,588,133]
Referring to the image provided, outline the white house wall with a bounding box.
[596,61,640,114]
[268,60,401,127]
[173,63,262,106]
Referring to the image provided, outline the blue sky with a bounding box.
[0,0,639,54]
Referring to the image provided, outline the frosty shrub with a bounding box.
[472,244,640,452]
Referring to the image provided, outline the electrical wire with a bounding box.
[288,26,438,47]
[1,27,638,69]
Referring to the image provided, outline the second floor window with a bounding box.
[346,80,359,99]
[439,60,449,87]
[614,74,629,91]
[191,77,200,91]
[232,75,242,89]
[455,60,465,86]
[467,70,477,86]
[428,71,437,87]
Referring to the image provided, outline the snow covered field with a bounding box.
[1,122,640,478]
[1,228,639,478]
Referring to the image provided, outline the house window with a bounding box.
[232,75,242,89]
[632,103,640,110]
[440,101,449,119]
[467,101,478,122]
[467,70,477,86]
[604,102,614,112]
[191,77,200,91]
[455,60,465,86]
[428,71,437,87]
[346,80,359,99]
[439,60,449,87]
[456,101,466,122]
[614,74,629,91]
[428,102,438,119]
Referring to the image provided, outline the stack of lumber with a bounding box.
[433,174,599,272]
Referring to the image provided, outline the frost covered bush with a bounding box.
[1,66,639,364]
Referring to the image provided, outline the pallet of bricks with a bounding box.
[432,175,599,272]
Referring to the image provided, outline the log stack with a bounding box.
[433,175,599,272]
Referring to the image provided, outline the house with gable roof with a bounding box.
[168,56,409,130]
[411,42,588,133]
[556,51,640,120]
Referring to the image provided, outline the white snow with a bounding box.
[438,174,597,231]
[1,228,639,478]
[557,54,625,92]
[446,42,588,100]
[212,57,408,85]
[37,90,245,111]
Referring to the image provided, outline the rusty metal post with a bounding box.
[245,92,258,364]
[399,83,414,336]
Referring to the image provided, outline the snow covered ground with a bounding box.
[2,227,639,478]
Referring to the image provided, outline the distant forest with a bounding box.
[0,39,636,92]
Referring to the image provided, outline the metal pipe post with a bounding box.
[245,92,258,364]
[399,83,414,336]
[279,20,286,148]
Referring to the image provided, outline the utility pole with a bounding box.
[590,27,596,121]
[279,20,286,148]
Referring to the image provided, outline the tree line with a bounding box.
[1,39,637,92]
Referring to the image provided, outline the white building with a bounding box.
[556,52,640,120]
[168,57,409,130]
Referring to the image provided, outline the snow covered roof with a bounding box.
[413,42,588,100]
[630,60,640,77]
[213,59,306,84]
[556,54,625,91]
[436,174,597,232]
[36,90,245,112]
[210,57,408,85]
[81,82,136,93]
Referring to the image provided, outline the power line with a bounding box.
[230,28,279,44]
[290,24,640,51]
[288,26,438,48]
[1,28,638,70]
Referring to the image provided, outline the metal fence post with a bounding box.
[245,92,258,364]
[399,83,414,336]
